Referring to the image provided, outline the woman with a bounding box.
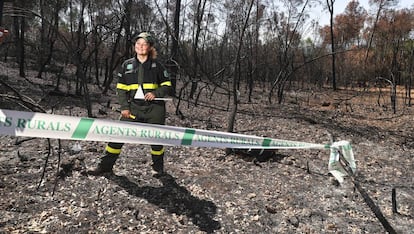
[89,32,173,175]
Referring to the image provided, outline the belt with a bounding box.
[131,99,164,105]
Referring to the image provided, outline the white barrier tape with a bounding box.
[0,109,330,149]
[329,141,357,183]
[0,109,355,182]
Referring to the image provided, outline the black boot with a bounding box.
[151,155,164,175]
[87,153,118,176]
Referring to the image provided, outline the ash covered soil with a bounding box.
[0,64,413,233]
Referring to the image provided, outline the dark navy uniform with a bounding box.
[88,31,172,175]
[105,57,172,171]
[106,57,172,149]
[101,57,172,174]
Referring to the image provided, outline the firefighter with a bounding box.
[89,32,173,175]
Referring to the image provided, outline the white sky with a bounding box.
[312,0,414,27]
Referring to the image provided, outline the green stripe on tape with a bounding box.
[71,118,94,139]
[181,129,196,145]
[262,138,272,147]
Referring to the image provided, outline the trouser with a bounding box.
[105,142,165,159]
[104,103,166,165]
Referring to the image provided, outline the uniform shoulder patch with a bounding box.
[126,63,133,70]
[164,70,169,77]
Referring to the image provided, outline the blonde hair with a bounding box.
[149,47,158,59]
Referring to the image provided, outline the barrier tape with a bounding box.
[0,109,356,182]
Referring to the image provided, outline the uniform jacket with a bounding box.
[116,57,172,111]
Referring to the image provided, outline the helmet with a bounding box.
[133,32,154,46]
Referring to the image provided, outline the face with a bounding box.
[135,38,151,56]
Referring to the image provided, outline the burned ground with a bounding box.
[0,63,413,233]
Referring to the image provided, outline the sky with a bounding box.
[304,0,414,39]
[311,0,414,27]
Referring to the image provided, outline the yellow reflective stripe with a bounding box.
[161,81,172,86]
[151,148,165,155]
[116,83,138,91]
[105,145,121,154]
[116,83,129,90]
[117,83,168,90]
[130,84,139,90]
[143,83,158,89]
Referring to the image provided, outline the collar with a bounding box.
[135,57,153,70]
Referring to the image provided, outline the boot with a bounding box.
[151,155,164,175]
[87,153,118,176]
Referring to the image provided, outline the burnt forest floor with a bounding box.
[0,62,413,233]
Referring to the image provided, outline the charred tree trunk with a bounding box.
[93,29,100,87]
[189,0,206,100]
[19,17,25,78]
[14,15,25,78]
[327,0,336,90]
[170,0,181,97]
[407,48,414,107]
[36,0,60,79]
[0,0,3,26]
[37,0,46,78]
[226,0,254,134]
[102,14,125,95]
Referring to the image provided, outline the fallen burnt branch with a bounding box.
[338,151,397,234]
[1,78,63,196]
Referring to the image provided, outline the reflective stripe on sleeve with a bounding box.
[142,83,159,89]
[161,81,172,86]
[117,83,139,91]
